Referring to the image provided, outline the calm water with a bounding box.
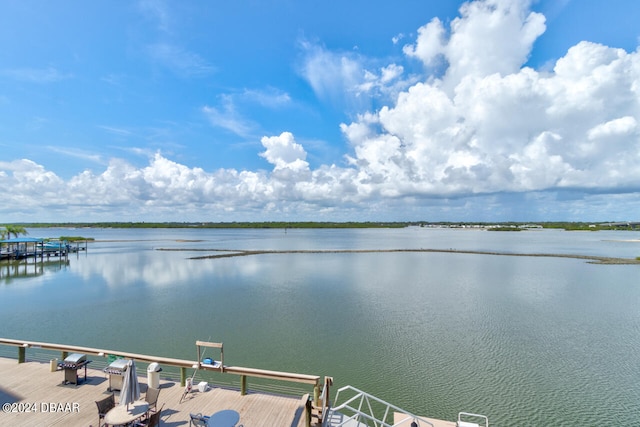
[1,227,639,426]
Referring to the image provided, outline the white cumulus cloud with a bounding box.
[587,116,637,140]
[404,0,546,91]
[260,132,309,172]
[340,0,640,198]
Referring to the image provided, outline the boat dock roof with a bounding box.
[0,357,309,426]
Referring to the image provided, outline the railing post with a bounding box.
[61,351,68,360]
[180,367,187,386]
[313,384,320,406]
[18,346,25,363]
[305,397,312,427]
[240,375,247,396]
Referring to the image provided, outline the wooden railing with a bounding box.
[315,376,333,426]
[0,338,322,396]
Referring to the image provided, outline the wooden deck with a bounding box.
[0,357,309,427]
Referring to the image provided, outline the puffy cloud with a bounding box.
[404,0,546,90]
[588,116,637,140]
[340,0,640,199]
[0,160,64,207]
[403,18,447,67]
[358,64,411,100]
[259,132,309,172]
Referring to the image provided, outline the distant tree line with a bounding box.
[3,221,638,230]
[10,221,409,229]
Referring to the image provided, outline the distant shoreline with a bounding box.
[13,221,640,231]
[154,247,640,265]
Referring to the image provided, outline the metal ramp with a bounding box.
[325,385,435,427]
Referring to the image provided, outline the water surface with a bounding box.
[1,227,639,426]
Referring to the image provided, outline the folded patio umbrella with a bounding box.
[119,359,140,409]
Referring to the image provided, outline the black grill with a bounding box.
[60,353,90,386]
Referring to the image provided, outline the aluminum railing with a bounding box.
[327,385,435,427]
[457,411,489,427]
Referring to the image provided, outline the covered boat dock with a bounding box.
[0,237,84,261]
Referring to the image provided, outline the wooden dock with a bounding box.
[0,357,309,427]
[0,239,85,262]
[0,338,476,427]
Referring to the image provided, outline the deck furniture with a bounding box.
[144,386,161,418]
[207,409,240,427]
[95,394,115,427]
[104,400,149,426]
[135,405,163,427]
[189,412,210,426]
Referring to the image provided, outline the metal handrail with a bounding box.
[329,385,434,427]
[458,411,489,427]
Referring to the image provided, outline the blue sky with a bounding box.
[1,0,640,222]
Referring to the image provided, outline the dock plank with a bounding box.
[0,357,308,427]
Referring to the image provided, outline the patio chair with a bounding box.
[144,386,161,417]
[189,412,210,427]
[135,404,163,427]
[95,393,115,427]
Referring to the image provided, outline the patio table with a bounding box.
[104,400,149,426]
[207,409,240,427]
